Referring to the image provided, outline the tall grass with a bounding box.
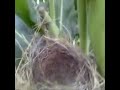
[59,0,63,31]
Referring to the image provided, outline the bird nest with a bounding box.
[15,34,105,90]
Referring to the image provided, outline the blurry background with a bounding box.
[15,0,105,77]
[15,0,79,66]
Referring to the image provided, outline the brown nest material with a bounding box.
[28,35,95,89]
[15,35,105,90]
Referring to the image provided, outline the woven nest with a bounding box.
[15,35,105,90]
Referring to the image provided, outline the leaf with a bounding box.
[87,0,105,77]
[27,0,38,23]
[15,15,34,66]
[74,0,77,10]
[15,0,34,27]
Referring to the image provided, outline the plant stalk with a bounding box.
[48,0,59,37]
[60,0,63,31]
[49,0,56,22]
[77,0,89,54]
[87,0,105,77]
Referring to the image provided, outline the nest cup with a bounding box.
[28,35,94,88]
[15,35,104,90]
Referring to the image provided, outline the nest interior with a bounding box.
[29,36,93,86]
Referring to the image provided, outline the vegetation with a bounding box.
[15,0,105,90]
